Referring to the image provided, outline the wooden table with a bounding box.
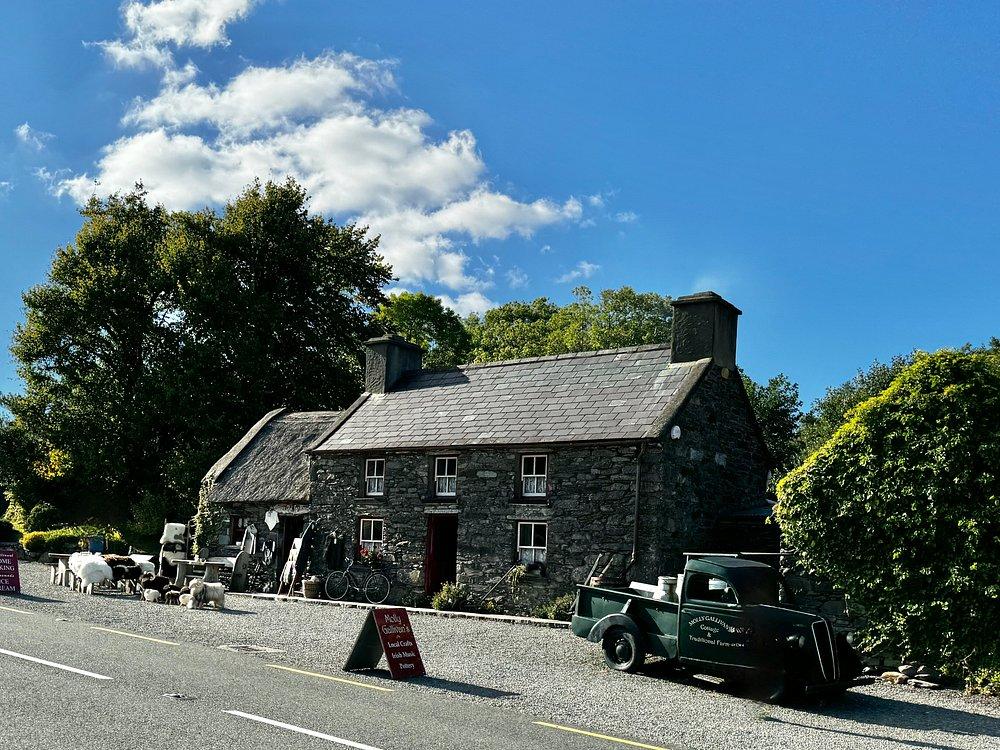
[173,559,227,585]
[201,560,226,584]
[172,559,196,587]
[47,553,73,587]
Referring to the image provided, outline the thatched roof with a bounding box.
[203,408,341,505]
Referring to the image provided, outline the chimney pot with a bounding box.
[363,335,423,394]
[670,291,741,368]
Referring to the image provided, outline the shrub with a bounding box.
[2,495,28,534]
[431,581,471,611]
[20,525,123,554]
[966,668,1000,697]
[24,502,64,532]
[532,593,576,621]
[776,349,1000,691]
[0,519,20,544]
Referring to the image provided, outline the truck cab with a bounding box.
[572,555,861,701]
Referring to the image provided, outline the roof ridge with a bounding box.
[415,342,671,375]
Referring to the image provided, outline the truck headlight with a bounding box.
[845,632,856,647]
[786,634,806,649]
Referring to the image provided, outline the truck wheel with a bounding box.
[602,627,645,673]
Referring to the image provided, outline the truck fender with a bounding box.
[587,613,640,644]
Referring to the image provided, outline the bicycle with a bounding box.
[325,554,394,604]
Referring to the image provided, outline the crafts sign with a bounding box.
[0,545,21,594]
[344,607,426,679]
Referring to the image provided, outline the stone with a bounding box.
[898,664,919,677]
[909,679,941,689]
[881,671,909,684]
[862,666,880,676]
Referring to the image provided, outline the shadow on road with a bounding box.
[811,691,1000,739]
[358,669,519,699]
[10,593,61,604]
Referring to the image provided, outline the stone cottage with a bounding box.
[204,291,771,608]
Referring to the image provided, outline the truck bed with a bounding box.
[572,583,680,660]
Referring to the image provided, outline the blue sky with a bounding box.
[1,1,998,406]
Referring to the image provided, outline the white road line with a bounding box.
[90,626,179,646]
[0,605,34,615]
[224,710,384,749]
[0,647,112,680]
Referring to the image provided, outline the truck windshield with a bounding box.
[736,569,781,606]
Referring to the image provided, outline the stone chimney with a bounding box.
[364,335,423,394]
[670,291,742,369]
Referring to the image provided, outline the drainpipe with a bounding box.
[629,442,647,571]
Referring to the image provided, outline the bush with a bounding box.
[776,349,1000,692]
[532,593,576,621]
[0,519,20,544]
[20,525,123,554]
[2,495,28,533]
[431,581,471,611]
[24,502,64,532]
[966,668,1000,697]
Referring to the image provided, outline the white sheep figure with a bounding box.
[71,554,114,594]
[187,579,225,610]
[143,589,162,603]
[178,593,193,608]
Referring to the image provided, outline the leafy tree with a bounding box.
[1,180,392,539]
[800,355,912,455]
[776,350,1000,693]
[742,373,803,488]
[466,286,672,362]
[374,291,471,369]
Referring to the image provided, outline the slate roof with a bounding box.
[313,344,710,452]
[204,409,342,505]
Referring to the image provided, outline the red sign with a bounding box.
[372,608,425,679]
[343,606,426,679]
[0,546,21,595]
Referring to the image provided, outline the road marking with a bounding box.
[224,710,384,749]
[90,626,179,646]
[534,722,673,750]
[266,663,394,692]
[0,647,112,680]
[0,605,34,616]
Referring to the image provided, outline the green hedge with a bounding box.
[776,349,1000,693]
[21,526,126,554]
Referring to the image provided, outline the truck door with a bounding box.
[678,571,757,672]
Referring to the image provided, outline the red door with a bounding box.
[424,514,458,595]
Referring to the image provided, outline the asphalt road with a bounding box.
[0,603,675,750]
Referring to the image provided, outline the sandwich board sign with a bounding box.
[343,607,425,679]
[0,543,21,595]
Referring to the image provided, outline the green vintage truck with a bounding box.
[571,554,862,701]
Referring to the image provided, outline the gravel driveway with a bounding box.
[6,562,1000,750]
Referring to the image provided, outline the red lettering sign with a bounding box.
[0,546,21,595]
[372,607,425,679]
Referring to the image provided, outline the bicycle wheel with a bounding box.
[325,571,351,600]
[364,572,391,604]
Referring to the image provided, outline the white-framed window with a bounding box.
[521,454,548,497]
[359,518,384,553]
[435,456,458,496]
[365,458,385,496]
[517,521,547,566]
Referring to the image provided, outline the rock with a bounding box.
[881,671,909,684]
[910,679,941,690]
[898,664,919,677]
[862,666,880,676]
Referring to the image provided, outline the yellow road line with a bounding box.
[90,626,179,646]
[0,605,34,616]
[266,664,394,692]
[534,722,673,750]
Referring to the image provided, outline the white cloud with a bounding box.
[614,210,638,223]
[506,267,528,288]
[587,193,605,208]
[0,181,12,197]
[539,244,552,254]
[556,260,600,284]
[14,123,54,151]
[56,4,583,293]
[437,291,496,317]
[97,0,256,69]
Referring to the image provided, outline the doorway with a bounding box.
[278,515,305,570]
[424,514,458,595]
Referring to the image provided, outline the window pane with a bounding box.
[535,455,546,474]
[518,523,532,547]
[533,524,547,547]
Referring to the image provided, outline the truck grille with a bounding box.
[811,619,838,682]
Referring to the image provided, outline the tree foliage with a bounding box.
[0,180,391,539]
[776,350,1000,688]
[466,286,672,362]
[374,291,471,369]
[742,373,803,487]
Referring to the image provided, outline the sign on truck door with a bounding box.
[678,571,756,671]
